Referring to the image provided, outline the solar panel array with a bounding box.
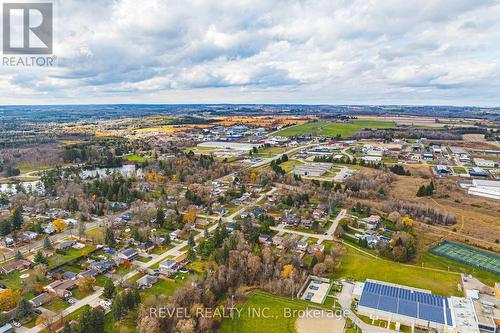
[358,281,453,326]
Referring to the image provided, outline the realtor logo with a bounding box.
[2,2,53,54]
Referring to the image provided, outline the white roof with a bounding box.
[472,179,500,188]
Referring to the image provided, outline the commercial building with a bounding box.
[292,162,333,177]
[197,141,259,152]
[356,279,480,333]
[474,158,499,168]
[467,179,500,200]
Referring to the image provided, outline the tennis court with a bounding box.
[430,241,500,275]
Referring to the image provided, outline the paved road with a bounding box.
[326,209,346,236]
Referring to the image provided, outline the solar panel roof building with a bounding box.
[358,280,455,331]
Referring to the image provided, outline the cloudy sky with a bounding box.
[1,0,500,105]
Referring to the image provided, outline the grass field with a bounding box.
[333,246,461,296]
[279,160,304,172]
[124,154,146,162]
[220,291,310,333]
[430,241,500,275]
[273,120,396,138]
[452,167,467,174]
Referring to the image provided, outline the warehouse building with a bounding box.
[292,162,333,177]
[474,158,499,168]
[197,141,259,152]
[356,280,480,333]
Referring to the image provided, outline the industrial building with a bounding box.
[292,162,333,177]
[197,141,259,152]
[354,279,481,333]
[474,158,499,168]
[467,179,500,200]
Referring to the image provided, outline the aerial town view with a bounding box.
[0,1,499,333]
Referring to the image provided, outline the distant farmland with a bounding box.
[273,119,396,137]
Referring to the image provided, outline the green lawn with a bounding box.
[124,154,146,162]
[65,304,90,321]
[95,275,112,287]
[452,167,467,174]
[47,245,96,270]
[140,273,190,299]
[136,256,152,263]
[72,287,94,300]
[220,291,310,333]
[279,160,304,173]
[104,312,137,333]
[333,246,461,296]
[44,297,70,312]
[273,120,396,138]
[151,244,174,255]
[115,264,132,275]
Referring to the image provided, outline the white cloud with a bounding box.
[1,0,500,105]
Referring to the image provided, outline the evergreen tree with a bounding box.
[15,250,22,260]
[62,322,72,333]
[43,236,52,249]
[11,206,23,230]
[104,227,116,247]
[310,255,318,269]
[103,279,115,299]
[0,219,11,236]
[15,299,32,320]
[34,250,48,265]
[156,208,165,227]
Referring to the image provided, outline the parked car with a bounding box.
[33,308,42,315]
[12,321,21,328]
[100,300,112,308]
[65,297,77,304]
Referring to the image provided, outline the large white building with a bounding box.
[467,179,500,200]
[474,158,499,168]
[197,141,259,152]
[355,280,480,333]
[292,162,333,177]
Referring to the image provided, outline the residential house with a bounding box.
[54,240,77,250]
[29,292,51,307]
[300,218,312,229]
[78,269,99,279]
[359,215,382,230]
[258,233,272,245]
[169,229,183,241]
[0,236,14,247]
[309,244,325,255]
[297,241,308,252]
[159,259,179,277]
[272,236,284,248]
[46,279,76,298]
[136,275,158,289]
[138,241,155,253]
[89,259,116,273]
[22,231,38,241]
[0,259,31,275]
[41,225,56,235]
[118,248,138,261]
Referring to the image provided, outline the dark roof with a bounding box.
[359,281,453,326]
[120,248,138,257]
[138,241,154,250]
[79,269,98,278]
